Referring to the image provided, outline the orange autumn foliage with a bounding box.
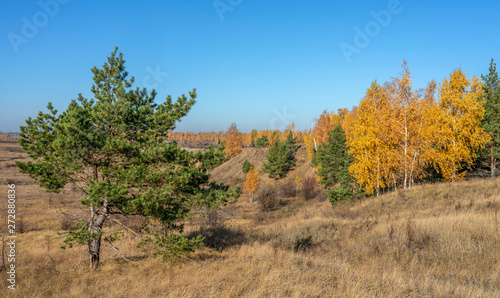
[244,166,259,202]
[426,69,490,181]
[224,123,243,158]
[344,63,491,195]
[345,81,396,196]
[385,60,431,189]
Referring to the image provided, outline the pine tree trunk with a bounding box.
[88,202,108,268]
[89,234,101,268]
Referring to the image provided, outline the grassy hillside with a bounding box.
[210,145,316,187]
[0,142,499,297]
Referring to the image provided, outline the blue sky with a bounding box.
[1,0,499,133]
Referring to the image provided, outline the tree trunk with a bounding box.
[491,149,496,178]
[88,202,108,268]
[89,233,101,268]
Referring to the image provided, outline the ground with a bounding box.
[0,141,499,297]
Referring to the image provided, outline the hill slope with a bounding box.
[210,145,316,187]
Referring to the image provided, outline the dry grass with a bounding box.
[0,141,499,297]
[210,146,316,188]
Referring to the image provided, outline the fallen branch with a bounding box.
[110,218,142,238]
[104,240,136,263]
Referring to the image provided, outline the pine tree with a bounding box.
[256,135,269,148]
[198,143,227,170]
[16,48,239,268]
[327,162,363,205]
[242,159,253,174]
[284,131,299,154]
[311,125,362,204]
[480,59,500,177]
[312,125,347,187]
[262,138,296,179]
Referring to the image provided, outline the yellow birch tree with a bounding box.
[345,82,397,196]
[386,60,430,189]
[244,166,259,202]
[427,69,490,181]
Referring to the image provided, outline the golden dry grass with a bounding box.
[0,142,499,297]
[210,146,316,188]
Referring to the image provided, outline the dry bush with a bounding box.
[256,184,279,212]
[202,208,222,228]
[299,175,318,201]
[60,217,77,231]
[316,187,328,202]
[188,226,247,252]
[277,178,296,198]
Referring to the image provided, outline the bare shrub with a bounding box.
[278,179,296,198]
[189,226,246,252]
[203,208,222,228]
[61,217,76,231]
[293,235,313,252]
[256,184,279,212]
[299,176,318,201]
[316,188,328,202]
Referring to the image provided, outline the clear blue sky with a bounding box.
[1,0,499,133]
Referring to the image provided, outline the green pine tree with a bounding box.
[480,58,500,177]
[284,131,299,154]
[311,125,362,205]
[242,159,253,173]
[262,138,295,179]
[16,48,239,268]
[312,126,348,187]
[256,135,269,148]
[198,143,228,171]
[327,165,364,205]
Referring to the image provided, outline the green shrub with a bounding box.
[242,159,253,173]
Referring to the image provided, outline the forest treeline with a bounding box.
[167,124,307,148]
[192,59,499,198]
